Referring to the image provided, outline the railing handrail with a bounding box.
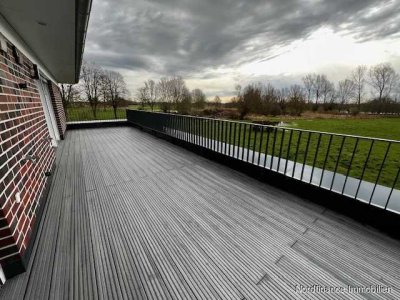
[126,109,400,144]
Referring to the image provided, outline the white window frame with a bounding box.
[36,74,60,147]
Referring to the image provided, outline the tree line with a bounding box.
[233,63,400,119]
[60,61,400,120]
[136,76,207,114]
[303,64,399,107]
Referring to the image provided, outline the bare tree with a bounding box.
[320,77,335,104]
[136,86,149,109]
[99,73,111,111]
[213,95,222,108]
[288,84,304,99]
[352,65,367,108]
[302,74,315,104]
[103,70,128,118]
[238,84,262,119]
[313,74,328,105]
[192,88,206,109]
[157,77,174,112]
[263,83,277,104]
[59,84,78,109]
[80,61,102,118]
[276,87,289,113]
[337,79,355,111]
[59,84,80,120]
[156,76,188,112]
[170,76,187,105]
[144,79,157,111]
[369,63,398,102]
[235,84,242,99]
[177,87,192,114]
[394,80,400,103]
[287,84,306,116]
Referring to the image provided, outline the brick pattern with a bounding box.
[0,38,56,268]
[47,81,66,139]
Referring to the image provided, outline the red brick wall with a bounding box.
[47,81,66,139]
[0,37,56,276]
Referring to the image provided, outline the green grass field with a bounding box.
[274,118,399,190]
[66,106,128,121]
[66,105,161,121]
[284,118,400,141]
[180,117,400,189]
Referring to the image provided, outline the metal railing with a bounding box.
[127,110,400,214]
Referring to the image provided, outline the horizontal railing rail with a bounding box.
[127,110,400,214]
[130,110,400,143]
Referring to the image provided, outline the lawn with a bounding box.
[66,106,127,121]
[179,116,400,190]
[283,118,400,141]
[66,104,164,122]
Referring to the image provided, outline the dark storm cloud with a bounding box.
[84,0,400,75]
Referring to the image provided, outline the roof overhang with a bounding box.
[0,0,92,83]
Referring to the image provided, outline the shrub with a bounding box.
[350,107,360,116]
[268,103,282,116]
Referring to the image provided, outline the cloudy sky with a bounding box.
[83,0,400,100]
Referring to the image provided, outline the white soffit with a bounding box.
[0,0,76,83]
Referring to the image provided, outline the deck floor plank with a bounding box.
[1,126,400,300]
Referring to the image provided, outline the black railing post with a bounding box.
[225,121,229,155]
[284,130,294,175]
[277,129,285,173]
[252,126,258,164]
[202,118,205,147]
[242,124,247,161]
[292,131,303,177]
[258,127,264,166]
[355,140,375,199]
[213,119,217,151]
[300,132,312,181]
[264,127,271,168]
[207,119,211,149]
[196,117,199,145]
[236,123,241,159]
[228,122,233,157]
[270,128,278,170]
[369,142,392,205]
[174,114,177,137]
[220,120,223,153]
[180,115,183,140]
[310,133,322,184]
[215,119,218,151]
[330,136,346,191]
[319,134,333,187]
[341,138,359,194]
[187,116,190,142]
[247,125,252,162]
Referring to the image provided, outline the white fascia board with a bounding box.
[0,13,57,83]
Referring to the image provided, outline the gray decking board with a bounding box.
[1,127,399,300]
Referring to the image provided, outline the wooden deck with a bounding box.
[1,127,400,299]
